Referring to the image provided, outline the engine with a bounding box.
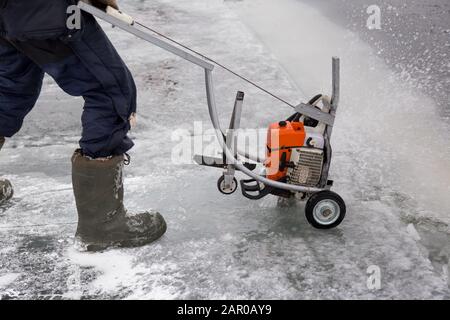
[265,120,325,189]
[287,147,324,187]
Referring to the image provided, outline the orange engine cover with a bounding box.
[265,121,306,181]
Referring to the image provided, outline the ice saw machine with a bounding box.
[78,2,346,229]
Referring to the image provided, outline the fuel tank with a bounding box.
[265,121,306,181]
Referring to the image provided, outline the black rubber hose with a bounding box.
[308,94,323,105]
[285,94,323,122]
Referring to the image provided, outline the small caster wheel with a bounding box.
[217,175,238,195]
[305,190,346,229]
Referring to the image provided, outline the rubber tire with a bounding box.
[305,190,346,229]
[217,176,238,195]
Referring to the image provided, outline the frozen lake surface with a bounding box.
[0,0,449,299]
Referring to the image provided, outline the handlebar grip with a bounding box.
[106,6,134,25]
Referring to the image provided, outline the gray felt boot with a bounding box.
[72,150,167,251]
[0,137,13,205]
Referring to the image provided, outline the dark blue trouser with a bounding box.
[0,14,136,158]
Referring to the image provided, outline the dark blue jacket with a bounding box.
[0,0,76,40]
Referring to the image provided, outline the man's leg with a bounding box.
[10,34,134,158]
[56,39,166,250]
[0,37,45,204]
[10,18,166,251]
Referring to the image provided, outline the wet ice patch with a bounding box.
[221,233,234,241]
[0,246,15,254]
[406,223,421,241]
[0,273,21,288]
[66,247,182,299]
[64,264,83,299]
[67,248,146,294]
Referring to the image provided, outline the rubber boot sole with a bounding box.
[76,222,167,252]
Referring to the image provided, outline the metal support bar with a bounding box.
[294,103,335,126]
[319,57,340,187]
[228,92,244,131]
[193,155,257,171]
[77,1,215,71]
[331,57,340,110]
[326,57,340,139]
[223,92,245,189]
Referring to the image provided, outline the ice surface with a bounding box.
[0,273,20,288]
[0,0,448,299]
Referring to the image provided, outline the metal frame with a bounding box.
[78,2,340,195]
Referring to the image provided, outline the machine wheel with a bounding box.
[305,191,346,229]
[217,176,238,195]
